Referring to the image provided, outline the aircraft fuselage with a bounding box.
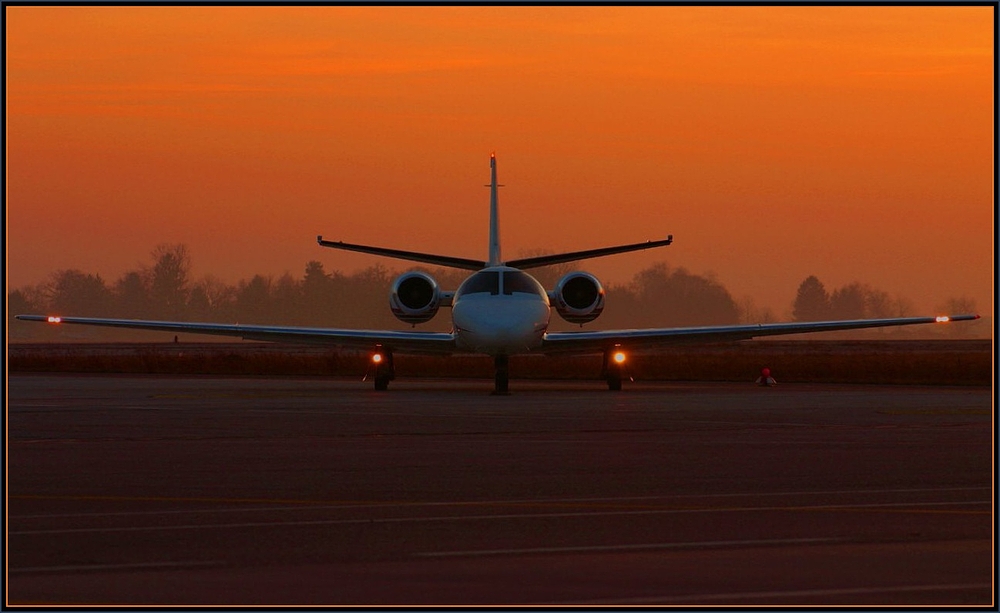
[451,266,550,355]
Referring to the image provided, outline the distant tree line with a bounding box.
[793,275,906,321]
[790,275,982,338]
[7,244,983,341]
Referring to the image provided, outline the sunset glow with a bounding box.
[5,6,994,318]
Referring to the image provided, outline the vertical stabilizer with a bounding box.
[487,153,502,266]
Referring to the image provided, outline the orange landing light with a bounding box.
[935,316,950,323]
[613,351,627,364]
[372,353,383,363]
[47,316,62,323]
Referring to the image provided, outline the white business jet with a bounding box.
[17,154,978,393]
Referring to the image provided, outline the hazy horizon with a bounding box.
[6,6,994,320]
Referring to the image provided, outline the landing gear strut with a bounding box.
[602,348,625,391]
[371,348,395,391]
[493,354,510,395]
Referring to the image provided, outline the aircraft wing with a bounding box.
[14,315,458,355]
[539,314,980,354]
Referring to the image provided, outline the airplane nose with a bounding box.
[453,297,548,352]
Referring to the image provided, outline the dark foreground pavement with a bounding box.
[6,375,994,606]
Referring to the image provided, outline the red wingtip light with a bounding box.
[47,316,62,324]
[613,351,627,364]
[372,353,383,364]
[935,316,950,323]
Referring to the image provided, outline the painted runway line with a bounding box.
[10,561,225,574]
[580,582,994,604]
[10,499,990,535]
[415,537,844,558]
[10,485,990,518]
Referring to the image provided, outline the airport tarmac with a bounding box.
[6,374,994,605]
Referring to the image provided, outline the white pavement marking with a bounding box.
[415,537,844,558]
[9,499,989,535]
[10,486,990,519]
[576,582,994,604]
[10,560,224,574]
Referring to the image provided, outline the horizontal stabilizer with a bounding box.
[506,236,673,270]
[317,236,485,271]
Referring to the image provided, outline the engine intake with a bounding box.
[390,271,442,324]
[551,272,605,324]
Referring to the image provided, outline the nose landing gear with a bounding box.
[492,354,510,395]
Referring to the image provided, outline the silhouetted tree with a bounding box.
[272,273,301,325]
[340,264,401,329]
[864,287,892,319]
[939,296,977,316]
[186,285,213,321]
[829,282,867,320]
[8,288,42,339]
[736,295,777,324]
[627,262,739,327]
[302,261,332,295]
[792,276,831,321]
[191,275,237,321]
[235,275,273,324]
[114,270,150,318]
[597,283,641,330]
[301,260,341,325]
[47,269,113,317]
[890,295,915,318]
[148,244,190,319]
[9,286,42,313]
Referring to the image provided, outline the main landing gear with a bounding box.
[369,347,395,391]
[493,354,510,395]
[602,347,628,391]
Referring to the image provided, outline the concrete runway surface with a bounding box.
[7,374,994,606]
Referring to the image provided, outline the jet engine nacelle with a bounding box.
[551,272,605,324]
[390,271,442,324]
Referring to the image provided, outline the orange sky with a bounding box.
[5,6,994,318]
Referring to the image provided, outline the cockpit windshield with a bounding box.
[455,271,499,297]
[456,270,548,298]
[502,271,546,297]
